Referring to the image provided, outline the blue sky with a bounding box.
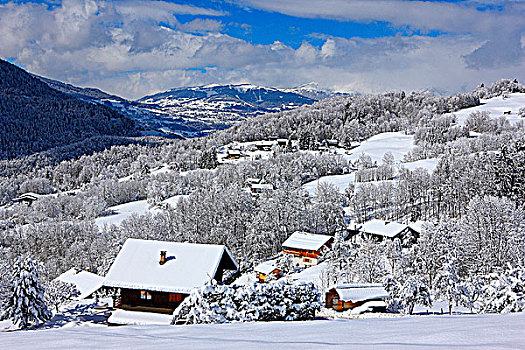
[0,0,524,99]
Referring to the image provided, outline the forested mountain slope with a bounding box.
[0,59,138,160]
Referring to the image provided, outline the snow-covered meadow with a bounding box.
[1,312,523,349]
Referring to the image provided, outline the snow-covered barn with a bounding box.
[282,232,333,267]
[103,239,238,314]
[348,219,419,244]
[325,284,389,312]
[254,261,280,282]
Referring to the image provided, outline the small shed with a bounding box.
[282,232,333,267]
[326,284,389,312]
[56,268,104,299]
[254,261,280,282]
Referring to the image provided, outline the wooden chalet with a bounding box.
[347,219,419,244]
[226,150,244,160]
[103,239,238,315]
[325,284,389,312]
[282,232,333,267]
[254,261,280,283]
[12,192,42,206]
[254,141,274,151]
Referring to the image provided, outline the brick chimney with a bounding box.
[159,250,167,265]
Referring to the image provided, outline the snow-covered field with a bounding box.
[1,312,523,349]
[95,195,186,227]
[451,92,525,125]
[302,157,439,196]
[344,132,415,163]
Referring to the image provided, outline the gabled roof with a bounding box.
[56,268,104,299]
[333,284,389,303]
[357,219,410,238]
[251,184,274,190]
[103,239,238,294]
[282,232,332,251]
[13,192,42,201]
[254,260,279,275]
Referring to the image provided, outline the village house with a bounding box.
[282,232,333,267]
[277,139,288,147]
[254,141,274,151]
[347,219,420,244]
[225,149,245,160]
[250,183,274,194]
[103,239,238,315]
[12,192,42,206]
[325,284,389,312]
[254,261,280,283]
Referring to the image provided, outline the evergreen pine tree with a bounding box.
[1,257,51,328]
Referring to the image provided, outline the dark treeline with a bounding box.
[0,59,138,160]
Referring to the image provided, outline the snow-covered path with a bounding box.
[1,312,523,349]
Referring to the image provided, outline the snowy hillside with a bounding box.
[451,93,525,125]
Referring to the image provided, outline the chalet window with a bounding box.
[140,290,152,300]
[304,258,311,263]
[169,293,182,303]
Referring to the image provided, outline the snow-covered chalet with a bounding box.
[348,219,420,244]
[282,232,333,267]
[325,284,389,312]
[103,239,238,314]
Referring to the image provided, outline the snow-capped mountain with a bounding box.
[135,83,317,137]
[283,82,348,100]
[38,79,331,138]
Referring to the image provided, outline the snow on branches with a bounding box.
[173,281,320,324]
[1,257,51,329]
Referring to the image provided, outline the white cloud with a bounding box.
[0,0,523,99]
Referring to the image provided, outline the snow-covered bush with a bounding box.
[172,281,320,324]
[1,257,51,328]
[383,276,432,314]
[476,265,525,313]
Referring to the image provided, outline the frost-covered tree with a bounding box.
[1,257,51,328]
[460,196,525,274]
[477,265,525,314]
[398,276,432,315]
[434,259,462,314]
[44,280,79,313]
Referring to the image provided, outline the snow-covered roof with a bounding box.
[356,219,409,238]
[103,239,238,294]
[254,261,278,275]
[334,284,389,303]
[13,192,42,201]
[408,220,425,234]
[251,184,274,190]
[56,268,104,299]
[282,232,332,251]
